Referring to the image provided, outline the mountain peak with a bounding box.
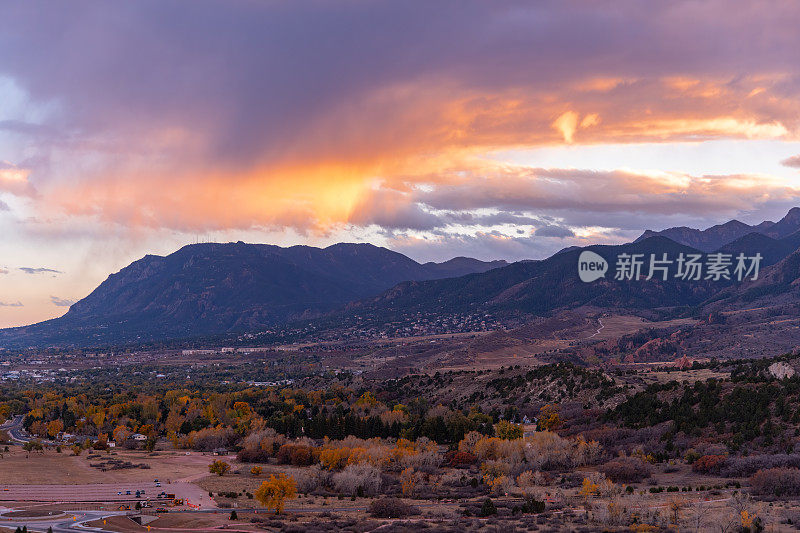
[635,207,800,251]
[0,242,506,347]
[765,207,800,239]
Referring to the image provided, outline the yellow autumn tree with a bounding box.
[209,460,231,476]
[538,404,562,431]
[254,473,297,514]
[494,420,523,440]
[579,477,600,498]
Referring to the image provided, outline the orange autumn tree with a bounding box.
[47,419,64,438]
[254,473,296,514]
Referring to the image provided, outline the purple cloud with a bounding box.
[50,296,75,307]
[783,155,800,168]
[19,267,62,274]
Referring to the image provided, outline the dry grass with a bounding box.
[87,513,262,533]
[0,447,229,485]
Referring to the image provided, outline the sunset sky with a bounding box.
[2,1,800,327]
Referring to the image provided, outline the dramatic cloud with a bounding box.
[50,296,74,307]
[19,267,62,274]
[1,1,799,236]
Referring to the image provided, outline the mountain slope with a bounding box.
[715,232,793,267]
[635,220,755,252]
[0,242,505,347]
[340,237,724,324]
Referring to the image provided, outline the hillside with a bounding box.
[338,237,723,324]
[0,242,505,347]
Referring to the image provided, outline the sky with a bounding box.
[2,1,800,328]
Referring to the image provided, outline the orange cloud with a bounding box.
[28,73,800,236]
[0,161,35,196]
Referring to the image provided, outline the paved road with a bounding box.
[1,416,32,445]
[0,510,124,533]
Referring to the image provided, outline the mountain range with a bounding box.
[0,243,505,347]
[634,207,800,251]
[345,209,800,326]
[5,208,800,348]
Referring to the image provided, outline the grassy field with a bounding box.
[0,447,228,485]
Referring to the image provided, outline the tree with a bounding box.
[112,425,131,444]
[579,477,600,498]
[23,440,43,453]
[400,467,421,497]
[668,497,685,525]
[494,420,523,440]
[209,460,231,476]
[250,466,263,476]
[538,404,561,431]
[46,419,64,438]
[479,498,497,517]
[229,510,238,520]
[254,473,297,514]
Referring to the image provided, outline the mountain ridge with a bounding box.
[6,208,800,349]
[0,242,506,347]
[634,208,800,251]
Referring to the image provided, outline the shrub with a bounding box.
[479,498,497,517]
[237,429,286,463]
[692,454,727,475]
[448,451,477,467]
[332,464,382,497]
[276,444,316,466]
[520,495,545,514]
[293,465,327,494]
[721,454,800,478]
[237,447,272,463]
[750,467,800,496]
[191,427,236,452]
[368,497,418,518]
[684,449,702,464]
[599,457,652,483]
